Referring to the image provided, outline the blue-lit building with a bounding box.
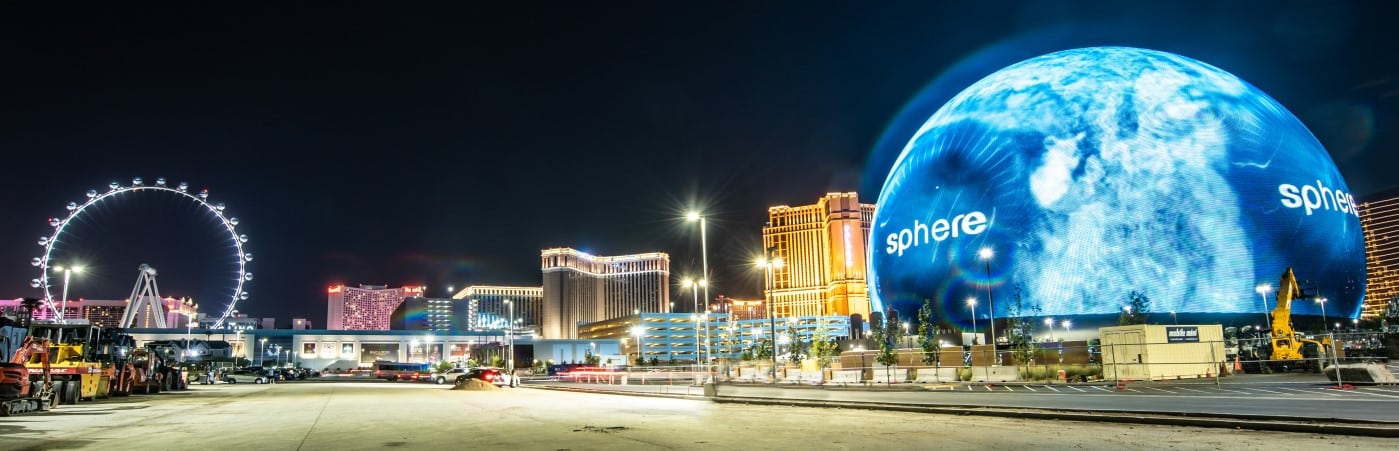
[577,313,850,363]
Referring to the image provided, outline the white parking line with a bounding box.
[1175,387,1207,393]
[1212,388,1251,394]
[1067,386,1085,392]
[1242,388,1286,394]
[1004,386,1015,392]
[1143,387,1171,393]
[1023,385,1037,392]
[1125,388,1141,393]
[1091,386,1111,392]
[1044,385,1059,392]
[1336,388,1399,399]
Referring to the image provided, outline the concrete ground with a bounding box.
[1,381,1393,450]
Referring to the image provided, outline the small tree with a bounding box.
[583,349,601,366]
[807,317,840,370]
[753,338,773,360]
[634,354,646,367]
[873,309,901,383]
[434,360,455,373]
[785,332,807,366]
[1005,284,1043,366]
[917,299,943,375]
[1120,291,1151,325]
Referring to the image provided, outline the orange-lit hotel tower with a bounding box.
[1359,189,1399,318]
[327,285,424,330]
[761,192,874,319]
[541,248,670,339]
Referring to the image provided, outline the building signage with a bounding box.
[360,343,399,364]
[1165,326,1200,343]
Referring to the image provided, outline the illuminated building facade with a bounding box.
[453,286,543,332]
[577,313,850,362]
[1360,189,1399,318]
[762,193,874,319]
[0,298,127,327]
[716,295,766,321]
[327,284,423,331]
[541,248,670,339]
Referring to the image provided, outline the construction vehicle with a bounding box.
[1,300,56,416]
[1240,268,1331,373]
[1,336,56,416]
[128,348,167,394]
[98,328,137,397]
[27,322,113,403]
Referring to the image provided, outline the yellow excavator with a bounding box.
[1262,268,1331,373]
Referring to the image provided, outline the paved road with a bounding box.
[533,370,1399,423]
[2,381,1392,450]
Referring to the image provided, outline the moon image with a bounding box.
[869,47,1365,324]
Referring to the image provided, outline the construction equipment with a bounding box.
[1,336,56,416]
[27,322,113,403]
[1256,268,1331,373]
[128,348,166,394]
[98,328,137,397]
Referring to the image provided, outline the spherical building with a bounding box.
[869,47,1364,331]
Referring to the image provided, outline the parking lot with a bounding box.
[2,380,1397,450]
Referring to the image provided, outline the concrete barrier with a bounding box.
[870,368,908,384]
[912,367,958,383]
[1325,363,1399,384]
[830,370,861,384]
[970,366,1020,383]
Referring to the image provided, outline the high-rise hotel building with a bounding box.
[541,248,670,339]
[761,192,874,319]
[327,285,423,330]
[1359,189,1399,318]
[453,285,544,332]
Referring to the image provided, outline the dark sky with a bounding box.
[2,1,1396,323]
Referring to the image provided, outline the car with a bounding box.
[223,368,270,384]
[454,367,514,387]
[428,367,467,385]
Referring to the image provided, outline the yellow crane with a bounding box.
[1265,268,1330,372]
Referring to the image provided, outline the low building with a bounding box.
[577,313,850,364]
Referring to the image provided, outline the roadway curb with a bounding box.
[522,384,709,400]
[710,395,1399,438]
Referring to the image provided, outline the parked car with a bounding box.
[223,368,270,384]
[429,367,468,385]
[454,367,513,387]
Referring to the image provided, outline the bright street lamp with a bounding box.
[259,338,268,367]
[966,297,978,345]
[1317,297,1329,334]
[504,299,515,384]
[1062,320,1072,339]
[631,324,645,365]
[1255,283,1273,333]
[51,264,84,321]
[686,211,710,315]
[756,254,784,380]
[978,247,997,365]
[1044,317,1055,342]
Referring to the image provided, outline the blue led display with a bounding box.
[869,47,1365,324]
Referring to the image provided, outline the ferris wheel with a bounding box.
[30,177,252,329]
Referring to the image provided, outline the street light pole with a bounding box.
[967,297,978,345]
[1317,297,1328,334]
[52,264,84,322]
[505,299,515,384]
[979,247,997,365]
[259,338,267,367]
[1255,284,1273,333]
[687,212,710,315]
[756,254,784,381]
[1044,317,1055,342]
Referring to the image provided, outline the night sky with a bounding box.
[2,1,1396,323]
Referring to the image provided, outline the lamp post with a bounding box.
[967,297,978,345]
[504,299,515,382]
[756,254,783,380]
[631,325,645,366]
[686,212,710,315]
[1044,317,1055,342]
[978,247,997,365]
[51,264,84,321]
[1062,319,1072,339]
[1317,297,1329,334]
[1255,283,1274,335]
[259,338,268,367]
[684,279,703,368]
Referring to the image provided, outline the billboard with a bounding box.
[870,47,1365,325]
[360,343,399,364]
